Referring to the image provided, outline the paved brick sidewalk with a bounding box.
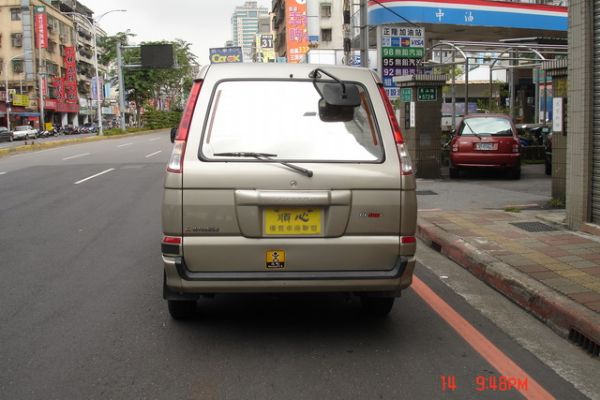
[417,209,600,355]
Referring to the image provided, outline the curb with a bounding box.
[0,129,166,158]
[417,219,600,347]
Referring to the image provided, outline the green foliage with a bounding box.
[546,198,565,209]
[504,207,521,213]
[142,109,182,130]
[103,127,147,136]
[98,34,197,126]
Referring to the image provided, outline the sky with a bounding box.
[79,0,272,65]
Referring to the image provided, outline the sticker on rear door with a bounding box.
[266,250,285,269]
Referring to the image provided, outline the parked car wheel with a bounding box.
[360,296,395,316]
[168,300,197,320]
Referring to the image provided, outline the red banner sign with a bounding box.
[63,47,78,104]
[286,0,308,63]
[34,6,48,49]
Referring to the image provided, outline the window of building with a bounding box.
[321,29,332,42]
[12,59,24,74]
[0,59,4,75]
[11,33,23,48]
[11,8,21,21]
[48,40,56,54]
[47,62,59,76]
[320,3,332,18]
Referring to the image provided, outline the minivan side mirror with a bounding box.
[170,127,177,143]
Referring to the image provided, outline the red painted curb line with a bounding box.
[416,219,600,348]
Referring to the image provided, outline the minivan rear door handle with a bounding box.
[235,190,351,206]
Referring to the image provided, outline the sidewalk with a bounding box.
[417,209,600,356]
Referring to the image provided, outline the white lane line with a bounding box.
[145,150,162,158]
[149,137,162,142]
[63,152,91,161]
[74,168,115,185]
[0,172,6,175]
[117,142,133,148]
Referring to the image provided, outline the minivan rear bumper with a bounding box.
[163,255,416,296]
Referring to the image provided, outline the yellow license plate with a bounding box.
[264,208,322,235]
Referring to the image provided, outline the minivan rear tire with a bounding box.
[449,165,459,179]
[168,300,197,320]
[360,296,395,316]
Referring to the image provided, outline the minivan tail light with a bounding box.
[168,80,202,173]
[378,85,404,144]
[161,235,182,255]
[377,85,414,176]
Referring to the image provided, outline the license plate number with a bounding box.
[264,208,322,235]
[475,142,496,150]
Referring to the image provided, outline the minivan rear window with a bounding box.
[200,80,383,162]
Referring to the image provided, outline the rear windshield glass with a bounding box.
[460,117,513,136]
[200,80,383,162]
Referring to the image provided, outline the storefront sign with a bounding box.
[34,6,48,49]
[12,94,30,107]
[63,47,78,103]
[286,0,308,63]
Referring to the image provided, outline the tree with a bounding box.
[98,33,198,126]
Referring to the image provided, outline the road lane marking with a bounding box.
[412,276,554,400]
[0,172,6,175]
[117,142,133,148]
[145,150,162,158]
[149,137,162,142]
[74,168,115,185]
[63,152,90,161]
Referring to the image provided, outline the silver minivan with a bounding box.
[162,64,417,319]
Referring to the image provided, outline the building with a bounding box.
[51,0,108,126]
[0,0,76,129]
[0,0,110,130]
[251,14,276,63]
[231,1,269,62]
[566,0,600,230]
[306,0,344,50]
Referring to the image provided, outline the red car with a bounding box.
[449,114,521,179]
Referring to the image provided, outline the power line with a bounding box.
[369,0,419,28]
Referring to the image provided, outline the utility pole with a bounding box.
[343,0,351,65]
[360,0,368,68]
[116,42,127,131]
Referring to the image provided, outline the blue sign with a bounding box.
[209,47,243,63]
[368,0,567,31]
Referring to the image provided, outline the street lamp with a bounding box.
[3,51,33,131]
[64,9,126,136]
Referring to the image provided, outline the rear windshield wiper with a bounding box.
[213,152,314,178]
[463,121,481,140]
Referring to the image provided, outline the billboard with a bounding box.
[286,0,308,64]
[378,26,425,100]
[34,6,48,49]
[209,47,243,63]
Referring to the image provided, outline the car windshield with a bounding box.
[200,80,383,162]
[461,117,513,136]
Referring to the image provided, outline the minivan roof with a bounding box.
[197,63,376,82]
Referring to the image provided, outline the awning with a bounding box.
[12,112,40,117]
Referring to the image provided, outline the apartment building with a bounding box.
[231,1,269,62]
[51,0,108,126]
[0,0,76,128]
[0,0,109,129]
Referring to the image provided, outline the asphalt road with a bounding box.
[0,132,592,399]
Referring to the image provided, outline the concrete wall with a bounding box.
[567,0,594,229]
